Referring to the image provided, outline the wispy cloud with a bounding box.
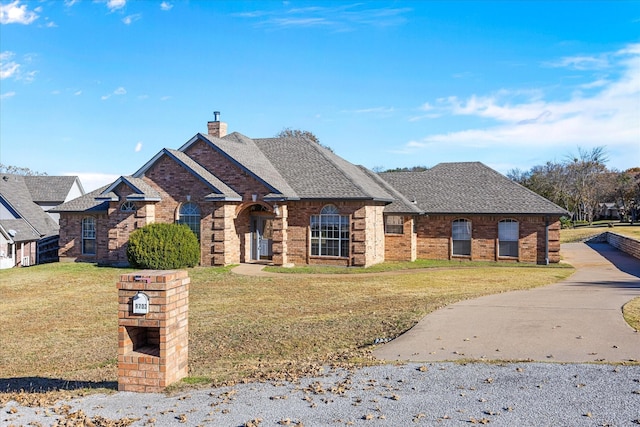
[1,91,16,99]
[122,13,141,25]
[236,4,412,31]
[0,51,19,79]
[544,54,610,71]
[105,0,126,12]
[0,0,39,24]
[342,107,394,114]
[134,141,143,152]
[160,2,173,11]
[401,44,640,155]
[101,86,127,100]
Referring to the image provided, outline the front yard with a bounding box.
[1,261,573,398]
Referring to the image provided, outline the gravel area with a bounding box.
[3,362,640,426]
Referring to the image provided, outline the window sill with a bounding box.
[310,255,349,260]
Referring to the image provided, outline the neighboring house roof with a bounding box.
[255,137,394,201]
[49,186,111,213]
[0,174,60,241]
[379,162,568,215]
[23,176,84,203]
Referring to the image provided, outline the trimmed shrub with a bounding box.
[127,223,200,269]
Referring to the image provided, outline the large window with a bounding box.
[452,219,471,256]
[499,219,519,257]
[311,205,349,257]
[178,202,201,241]
[385,215,404,234]
[82,217,96,255]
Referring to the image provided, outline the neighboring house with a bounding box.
[596,203,621,220]
[0,174,84,268]
[52,117,566,267]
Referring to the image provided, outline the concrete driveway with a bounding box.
[373,242,640,363]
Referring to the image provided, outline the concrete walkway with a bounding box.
[373,242,640,363]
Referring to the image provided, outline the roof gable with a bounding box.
[178,133,298,200]
[97,176,162,202]
[133,148,242,201]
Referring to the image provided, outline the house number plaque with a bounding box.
[132,292,150,314]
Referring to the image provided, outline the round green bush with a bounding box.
[126,223,200,269]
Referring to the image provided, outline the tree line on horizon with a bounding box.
[506,147,639,224]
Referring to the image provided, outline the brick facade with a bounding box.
[413,214,561,264]
[56,128,564,267]
[117,270,189,392]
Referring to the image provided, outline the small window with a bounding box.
[499,219,519,257]
[310,205,349,257]
[121,201,137,212]
[177,202,201,241]
[385,215,404,234]
[82,217,96,255]
[452,219,471,256]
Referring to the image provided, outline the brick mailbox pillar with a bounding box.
[117,270,189,392]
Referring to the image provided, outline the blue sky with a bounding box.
[1,0,639,191]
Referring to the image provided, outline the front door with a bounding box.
[251,217,273,261]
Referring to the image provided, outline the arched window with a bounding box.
[498,219,519,257]
[452,219,471,256]
[310,205,350,257]
[82,217,96,255]
[178,202,201,241]
[120,201,137,212]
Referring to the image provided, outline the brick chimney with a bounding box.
[207,111,227,138]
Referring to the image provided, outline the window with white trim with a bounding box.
[82,217,96,255]
[498,219,519,257]
[452,219,471,256]
[120,201,137,212]
[178,202,201,241]
[385,215,404,234]
[310,205,349,257]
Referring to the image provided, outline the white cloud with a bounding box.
[404,43,640,156]
[0,51,19,79]
[546,55,609,70]
[1,91,16,99]
[160,2,173,11]
[134,141,142,152]
[74,90,82,96]
[122,13,141,25]
[105,0,126,12]
[0,0,39,24]
[101,86,127,100]
[342,107,394,114]
[237,4,412,31]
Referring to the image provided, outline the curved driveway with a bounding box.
[374,242,640,363]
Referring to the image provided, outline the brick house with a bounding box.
[53,116,566,267]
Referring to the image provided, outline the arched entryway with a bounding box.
[235,202,275,262]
